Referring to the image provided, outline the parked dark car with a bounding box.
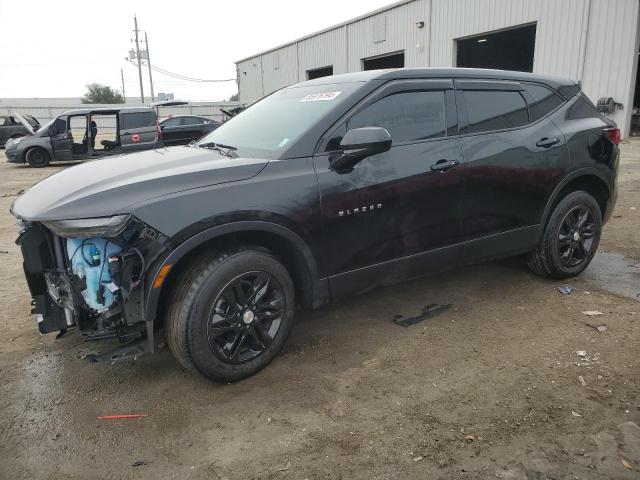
[160,115,219,146]
[0,114,40,147]
[5,107,161,167]
[11,68,619,382]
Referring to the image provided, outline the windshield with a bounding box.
[197,83,362,159]
[36,118,55,133]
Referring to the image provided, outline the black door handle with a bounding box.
[430,159,460,172]
[536,137,560,148]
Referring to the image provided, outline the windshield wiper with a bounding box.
[197,142,238,158]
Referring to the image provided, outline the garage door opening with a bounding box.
[456,23,536,72]
[631,51,640,136]
[363,51,405,71]
[307,66,333,80]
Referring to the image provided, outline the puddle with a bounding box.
[584,251,640,302]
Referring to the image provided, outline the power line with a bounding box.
[126,58,235,83]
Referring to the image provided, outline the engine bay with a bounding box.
[17,216,169,347]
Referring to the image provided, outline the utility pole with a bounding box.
[144,31,155,101]
[120,67,126,102]
[133,14,145,103]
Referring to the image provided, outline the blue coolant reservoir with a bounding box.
[66,238,122,311]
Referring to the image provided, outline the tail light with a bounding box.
[156,120,163,141]
[605,127,621,145]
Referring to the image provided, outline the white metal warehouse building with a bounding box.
[236,0,640,137]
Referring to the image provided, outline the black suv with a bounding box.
[11,68,619,382]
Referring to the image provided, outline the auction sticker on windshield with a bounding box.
[300,91,341,102]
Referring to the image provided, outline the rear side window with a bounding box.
[0,117,9,126]
[161,117,181,127]
[120,111,156,130]
[463,90,528,134]
[524,83,564,121]
[349,91,446,143]
[566,94,604,120]
[182,116,205,125]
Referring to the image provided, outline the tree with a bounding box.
[228,92,239,101]
[81,83,125,104]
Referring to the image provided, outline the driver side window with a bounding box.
[324,90,446,152]
[50,117,67,136]
[350,91,446,144]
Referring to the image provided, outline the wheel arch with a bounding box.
[23,144,52,164]
[539,169,611,241]
[144,221,326,347]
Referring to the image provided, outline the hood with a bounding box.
[12,112,35,135]
[12,146,268,221]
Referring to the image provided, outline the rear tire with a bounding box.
[26,147,50,167]
[165,247,295,382]
[528,191,602,279]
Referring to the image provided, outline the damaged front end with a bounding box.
[16,214,169,362]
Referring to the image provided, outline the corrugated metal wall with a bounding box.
[580,0,640,136]
[297,27,348,80]
[346,0,429,71]
[236,0,640,135]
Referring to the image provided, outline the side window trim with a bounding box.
[315,79,454,154]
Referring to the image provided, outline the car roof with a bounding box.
[160,115,209,119]
[296,67,578,93]
[59,106,154,116]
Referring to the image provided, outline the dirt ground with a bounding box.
[0,142,639,480]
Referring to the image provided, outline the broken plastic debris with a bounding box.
[596,325,607,333]
[578,376,586,386]
[622,458,633,470]
[412,456,424,462]
[556,286,574,295]
[576,350,587,358]
[393,304,452,326]
[582,311,604,316]
[571,411,582,417]
[274,462,291,472]
[132,460,146,467]
[97,414,149,420]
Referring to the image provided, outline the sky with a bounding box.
[0,0,394,102]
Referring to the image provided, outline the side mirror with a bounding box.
[331,127,392,172]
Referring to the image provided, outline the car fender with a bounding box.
[17,136,53,162]
[538,167,611,241]
[143,220,326,351]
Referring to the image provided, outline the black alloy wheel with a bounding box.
[527,190,602,279]
[165,247,295,382]
[206,271,284,364]
[557,205,597,267]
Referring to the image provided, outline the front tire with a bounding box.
[26,147,50,167]
[528,191,602,279]
[165,248,295,382]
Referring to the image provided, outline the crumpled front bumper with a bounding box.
[17,222,73,333]
[16,217,169,343]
